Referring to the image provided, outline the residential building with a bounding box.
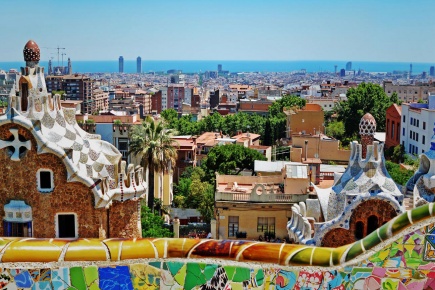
[239,99,273,116]
[385,104,402,149]
[284,103,324,139]
[214,161,311,240]
[46,74,95,114]
[401,97,435,155]
[383,80,435,102]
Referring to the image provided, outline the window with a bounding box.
[391,123,395,138]
[4,222,32,237]
[56,213,77,238]
[423,135,426,144]
[403,128,405,136]
[257,217,275,233]
[403,115,406,123]
[37,169,54,192]
[228,216,239,237]
[424,122,426,130]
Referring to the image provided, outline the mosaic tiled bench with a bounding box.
[1,203,435,289]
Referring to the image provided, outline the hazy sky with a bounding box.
[1,0,434,62]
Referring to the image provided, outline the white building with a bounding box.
[401,96,435,155]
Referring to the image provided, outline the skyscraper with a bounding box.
[218,64,222,72]
[346,62,352,71]
[430,66,435,77]
[137,56,142,73]
[119,56,124,73]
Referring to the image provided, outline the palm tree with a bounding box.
[128,116,178,210]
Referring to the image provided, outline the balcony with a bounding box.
[216,191,308,203]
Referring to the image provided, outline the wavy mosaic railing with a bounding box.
[1,203,435,289]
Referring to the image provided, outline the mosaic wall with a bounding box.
[0,223,432,289]
[0,205,434,289]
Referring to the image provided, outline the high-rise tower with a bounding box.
[119,56,124,73]
[346,61,352,71]
[137,56,142,73]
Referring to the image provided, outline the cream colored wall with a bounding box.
[217,174,282,186]
[292,136,350,162]
[284,178,309,194]
[217,207,291,240]
[287,110,324,135]
[153,171,173,207]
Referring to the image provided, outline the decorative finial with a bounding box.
[23,40,40,67]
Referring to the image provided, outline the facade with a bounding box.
[215,161,311,240]
[0,40,147,239]
[284,103,325,138]
[288,113,403,247]
[385,103,402,149]
[400,98,435,155]
[119,56,124,73]
[383,80,435,102]
[136,56,141,73]
[45,74,97,114]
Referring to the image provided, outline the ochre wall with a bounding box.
[109,199,141,238]
[216,205,291,240]
[0,124,107,238]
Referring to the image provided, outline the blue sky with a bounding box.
[1,0,434,62]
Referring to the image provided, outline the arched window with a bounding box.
[367,215,379,235]
[355,221,364,240]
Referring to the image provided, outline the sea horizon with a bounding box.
[0,60,434,74]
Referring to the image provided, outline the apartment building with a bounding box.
[400,97,435,155]
[384,81,435,102]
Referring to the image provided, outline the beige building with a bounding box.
[285,103,324,138]
[214,162,311,240]
[383,80,435,102]
[291,134,350,164]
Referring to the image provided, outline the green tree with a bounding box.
[129,116,178,210]
[202,144,267,180]
[141,206,173,238]
[391,144,405,163]
[385,161,415,186]
[336,83,395,138]
[161,108,178,128]
[268,94,306,117]
[326,121,345,140]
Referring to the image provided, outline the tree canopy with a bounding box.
[335,83,396,139]
[202,144,267,179]
[141,206,173,238]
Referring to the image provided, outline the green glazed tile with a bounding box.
[411,204,431,223]
[311,248,332,267]
[255,269,264,286]
[346,241,364,261]
[84,266,99,290]
[378,223,390,241]
[363,230,382,251]
[231,267,250,283]
[392,213,411,235]
[290,248,314,265]
[70,267,86,290]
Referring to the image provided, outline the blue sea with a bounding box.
[0,60,433,74]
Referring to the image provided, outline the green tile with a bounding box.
[378,223,390,241]
[84,266,99,290]
[411,204,431,223]
[203,264,218,281]
[362,230,382,251]
[231,267,250,282]
[255,269,264,286]
[392,212,411,235]
[290,248,314,265]
[70,267,86,290]
[346,241,363,261]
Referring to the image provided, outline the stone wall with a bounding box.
[0,124,107,238]
[109,199,141,238]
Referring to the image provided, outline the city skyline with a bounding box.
[1,0,434,62]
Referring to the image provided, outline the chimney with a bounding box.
[304,140,308,161]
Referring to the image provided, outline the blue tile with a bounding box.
[99,265,133,290]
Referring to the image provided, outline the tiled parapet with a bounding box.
[0,204,433,288]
